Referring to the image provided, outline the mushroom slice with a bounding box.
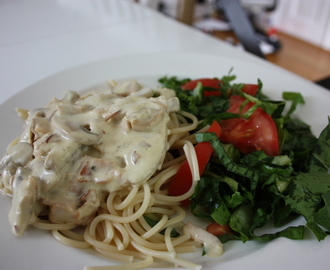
[52,115,101,145]
[8,172,38,236]
[112,79,142,95]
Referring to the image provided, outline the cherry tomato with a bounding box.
[168,121,221,205]
[220,95,279,156]
[206,222,233,236]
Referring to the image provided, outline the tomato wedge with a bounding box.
[206,222,233,236]
[240,84,259,96]
[181,78,259,97]
[168,121,221,205]
[220,95,279,156]
[181,78,221,91]
[181,78,222,97]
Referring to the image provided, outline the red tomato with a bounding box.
[181,78,222,97]
[206,222,233,236]
[220,95,279,156]
[181,78,259,97]
[168,121,221,205]
[240,84,259,96]
[181,78,221,91]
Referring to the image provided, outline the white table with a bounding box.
[1,1,329,270]
[0,0,272,104]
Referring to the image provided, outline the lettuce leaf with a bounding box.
[193,121,330,242]
[159,75,330,243]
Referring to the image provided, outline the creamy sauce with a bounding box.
[0,79,179,236]
[184,221,224,257]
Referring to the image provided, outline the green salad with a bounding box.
[159,74,330,243]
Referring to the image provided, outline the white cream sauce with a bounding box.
[184,221,224,257]
[0,79,179,236]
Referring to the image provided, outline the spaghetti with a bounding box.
[0,79,223,270]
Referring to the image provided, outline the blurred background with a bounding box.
[133,0,330,86]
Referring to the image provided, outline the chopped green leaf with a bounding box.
[159,74,330,243]
[282,92,305,118]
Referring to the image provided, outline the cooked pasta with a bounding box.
[0,79,223,270]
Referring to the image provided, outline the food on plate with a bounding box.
[159,74,330,243]
[1,73,330,270]
[1,79,180,236]
[0,79,223,270]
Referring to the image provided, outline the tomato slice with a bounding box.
[206,222,233,236]
[181,78,259,97]
[220,95,279,156]
[168,121,221,205]
[240,84,259,96]
[181,78,222,97]
[181,78,221,91]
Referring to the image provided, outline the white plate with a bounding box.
[0,52,329,270]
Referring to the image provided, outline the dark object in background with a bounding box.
[215,0,281,58]
[218,0,265,59]
[316,76,330,90]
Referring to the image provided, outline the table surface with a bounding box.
[1,1,330,270]
[0,0,272,104]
